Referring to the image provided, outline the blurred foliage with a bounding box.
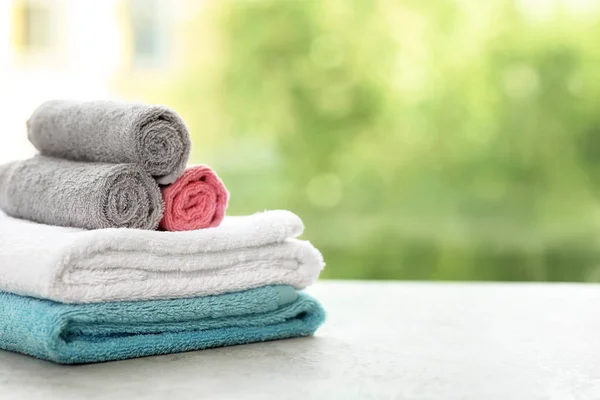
[169,0,600,281]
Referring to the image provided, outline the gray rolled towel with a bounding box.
[27,100,191,185]
[0,156,164,230]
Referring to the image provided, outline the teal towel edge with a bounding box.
[0,285,326,364]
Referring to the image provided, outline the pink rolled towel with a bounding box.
[159,165,229,231]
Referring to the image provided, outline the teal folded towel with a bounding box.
[0,286,325,364]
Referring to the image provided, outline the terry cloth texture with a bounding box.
[0,210,324,303]
[0,285,326,364]
[27,99,191,185]
[160,165,229,231]
[0,156,163,230]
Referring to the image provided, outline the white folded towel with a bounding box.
[0,210,324,303]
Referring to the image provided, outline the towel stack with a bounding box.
[0,100,325,364]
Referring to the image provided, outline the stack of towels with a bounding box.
[0,100,325,364]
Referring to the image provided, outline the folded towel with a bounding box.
[0,285,325,364]
[160,165,229,231]
[0,156,163,230]
[27,100,191,185]
[0,210,323,303]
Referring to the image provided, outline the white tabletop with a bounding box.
[1,281,600,400]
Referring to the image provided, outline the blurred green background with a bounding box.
[154,0,600,281]
[8,0,598,281]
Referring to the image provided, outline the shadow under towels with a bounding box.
[27,100,191,185]
[0,285,326,364]
[0,156,163,230]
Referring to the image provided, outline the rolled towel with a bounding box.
[160,165,229,231]
[0,285,326,364]
[0,156,163,230]
[0,209,324,303]
[27,99,191,185]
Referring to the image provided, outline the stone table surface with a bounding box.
[1,281,600,400]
